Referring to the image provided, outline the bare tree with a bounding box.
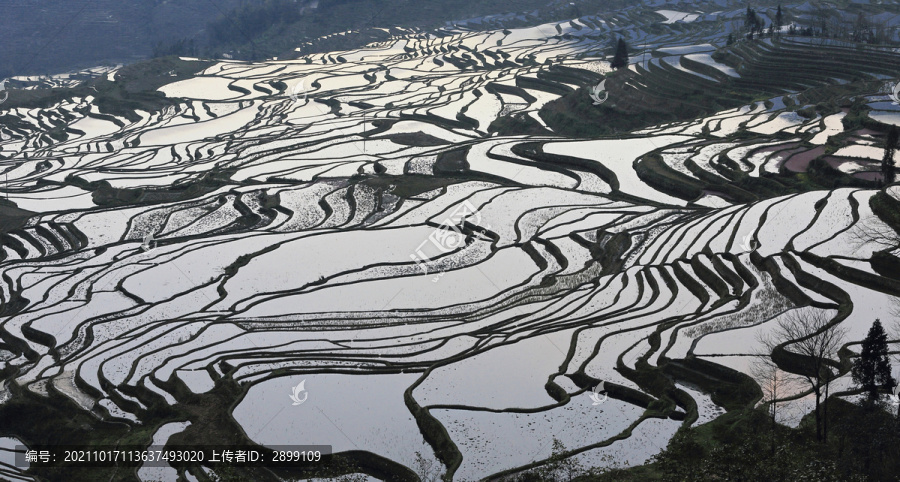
[872,19,889,45]
[752,336,797,453]
[771,308,847,442]
[852,12,869,42]
[829,16,847,40]
[813,7,831,38]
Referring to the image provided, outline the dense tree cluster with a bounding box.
[735,4,896,44]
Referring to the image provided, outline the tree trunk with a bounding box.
[771,401,777,455]
[814,387,822,442]
[823,380,829,442]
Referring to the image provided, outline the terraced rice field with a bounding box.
[2,1,900,480]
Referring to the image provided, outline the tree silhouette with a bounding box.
[851,319,895,403]
[775,5,784,34]
[745,6,762,38]
[752,334,797,453]
[611,38,628,69]
[771,309,846,442]
[882,125,898,185]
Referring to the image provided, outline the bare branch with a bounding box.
[849,216,899,252]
